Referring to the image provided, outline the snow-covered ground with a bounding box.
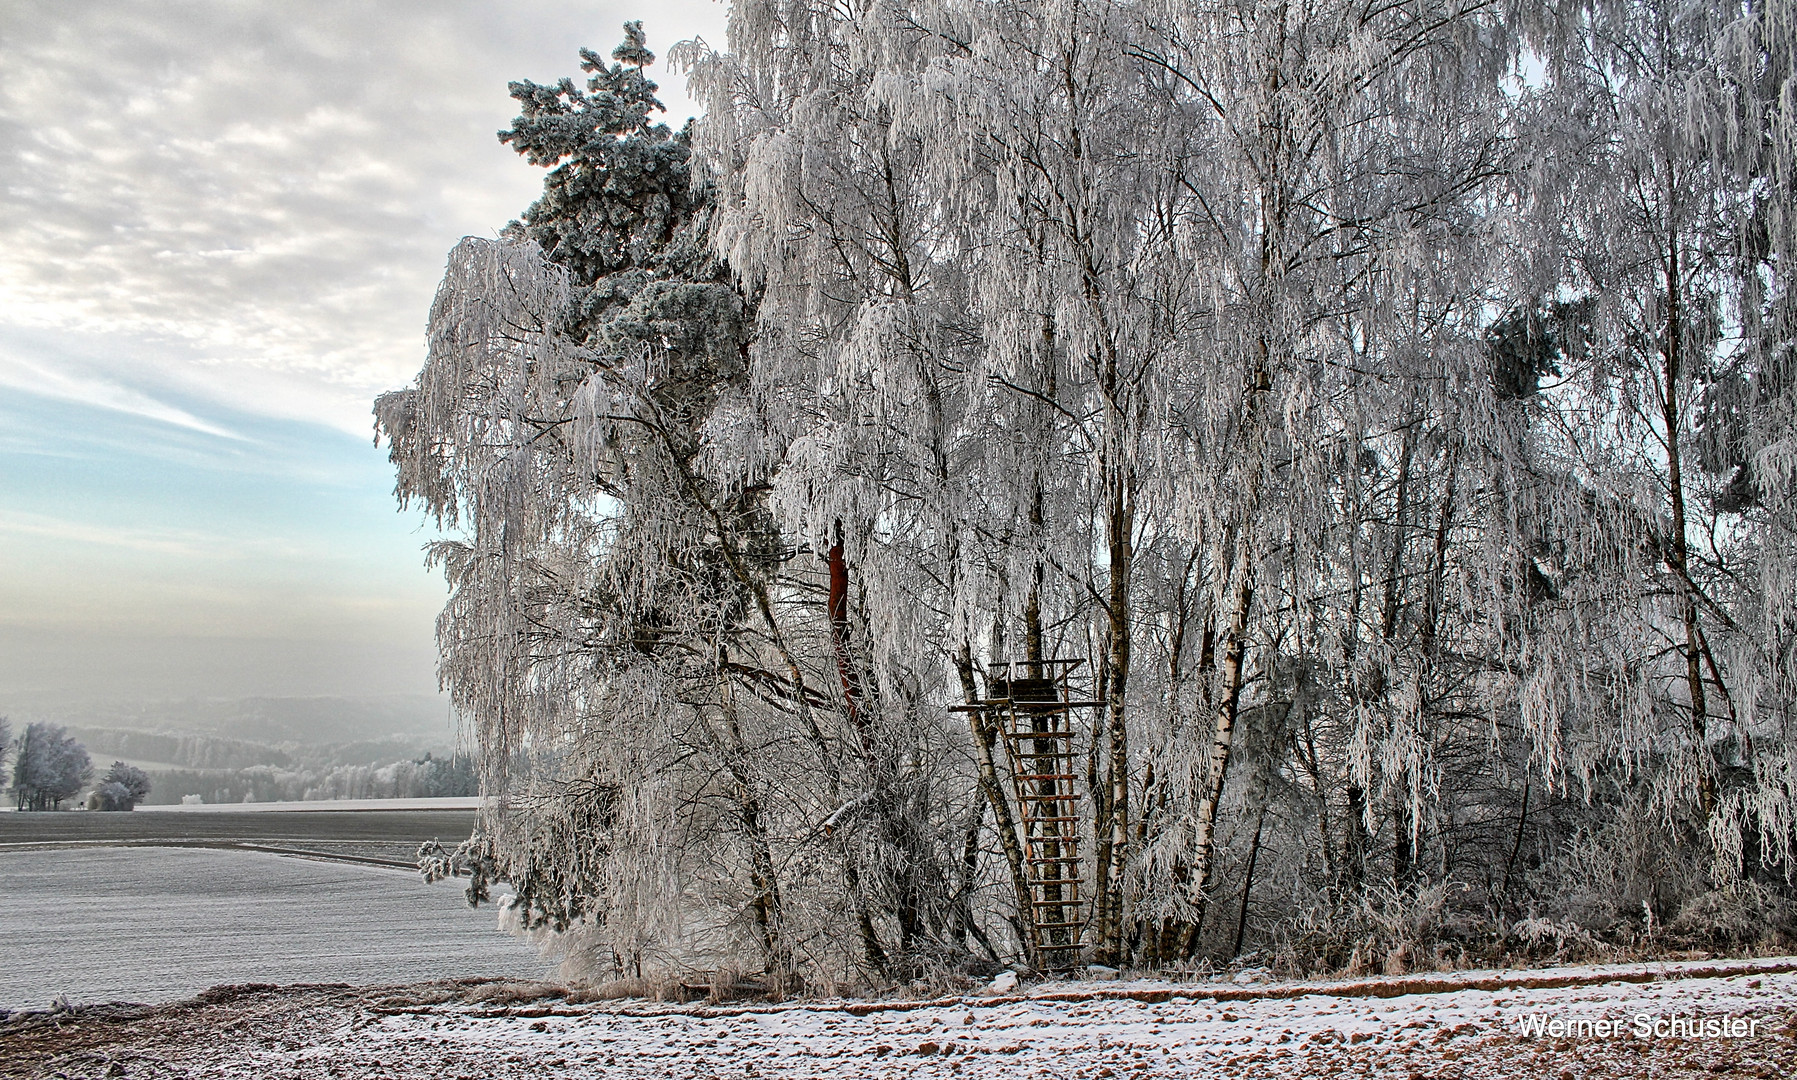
[6,957,1794,1078]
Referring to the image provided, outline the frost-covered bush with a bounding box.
[1273,885,1475,977]
[85,762,150,811]
[1667,885,1797,952]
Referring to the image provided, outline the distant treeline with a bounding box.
[68,728,292,771]
[143,752,476,805]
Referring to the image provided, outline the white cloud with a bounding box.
[0,0,726,434]
[0,348,245,440]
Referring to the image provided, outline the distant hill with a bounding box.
[1,696,473,806]
[8,695,458,748]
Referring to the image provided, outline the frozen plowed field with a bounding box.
[1,847,547,1008]
[0,805,474,847]
[4,959,1795,1079]
[0,806,479,867]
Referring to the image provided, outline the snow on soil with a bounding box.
[6,958,1794,1079]
[133,798,486,813]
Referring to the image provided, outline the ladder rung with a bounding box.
[1005,730,1076,738]
[1014,773,1077,781]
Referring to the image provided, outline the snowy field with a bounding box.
[1,847,548,1009]
[3,957,1795,1078]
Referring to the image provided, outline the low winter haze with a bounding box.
[0,1,723,707]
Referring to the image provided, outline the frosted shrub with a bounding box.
[1275,884,1467,977]
[1667,884,1797,951]
[1506,917,1606,964]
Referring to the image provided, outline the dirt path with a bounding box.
[5,959,1794,1079]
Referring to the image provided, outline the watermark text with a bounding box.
[1512,1013,1762,1040]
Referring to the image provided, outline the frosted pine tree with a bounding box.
[378,24,802,979]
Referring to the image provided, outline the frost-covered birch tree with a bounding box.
[1519,0,1797,885]
[684,0,1048,973]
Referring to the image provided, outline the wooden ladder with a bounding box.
[987,660,1098,969]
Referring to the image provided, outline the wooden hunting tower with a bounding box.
[965,659,1102,968]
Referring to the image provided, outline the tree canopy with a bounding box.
[382,3,1797,985]
[13,723,93,812]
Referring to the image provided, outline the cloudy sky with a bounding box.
[0,1,724,707]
